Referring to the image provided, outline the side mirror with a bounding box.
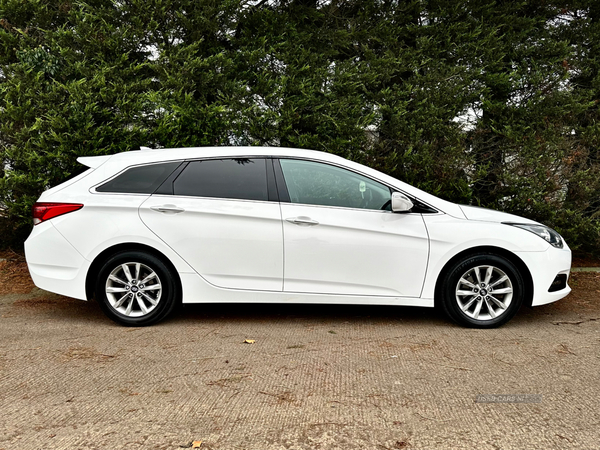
[391,192,414,213]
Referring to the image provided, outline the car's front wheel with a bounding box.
[440,253,525,328]
[95,251,177,326]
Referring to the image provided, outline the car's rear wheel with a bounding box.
[95,251,177,326]
[440,253,525,328]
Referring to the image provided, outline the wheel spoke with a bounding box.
[459,277,477,289]
[484,298,496,318]
[140,272,157,285]
[141,284,161,292]
[457,290,476,297]
[461,297,478,311]
[106,286,128,293]
[483,266,493,285]
[488,295,507,309]
[141,292,158,306]
[124,296,134,316]
[491,287,512,295]
[134,263,141,281]
[136,297,149,314]
[474,267,483,285]
[114,293,129,309]
[108,274,127,285]
[473,298,483,319]
[122,264,134,282]
[490,275,508,288]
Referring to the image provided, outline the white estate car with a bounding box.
[25,147,572,328]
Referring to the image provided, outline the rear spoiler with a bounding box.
[77,155,112,169]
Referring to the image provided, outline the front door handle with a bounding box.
[286,216,319,226]
[150,204,185,214]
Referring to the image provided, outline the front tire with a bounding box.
[440,253,525,328]
[95,251,178,326]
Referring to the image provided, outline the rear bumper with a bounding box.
[514,246,572,307]
[24,222,89,300]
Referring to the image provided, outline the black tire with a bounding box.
[440,253,525,328]
[95,251,178,326]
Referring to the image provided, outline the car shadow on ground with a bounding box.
[170,302,450,327]
[5,287,590,330]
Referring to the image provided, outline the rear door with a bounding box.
[139,157,284,291]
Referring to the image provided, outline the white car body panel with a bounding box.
[178,272,430,307]
[139,195,284,291]
[25,221,90,300]
[421,214,571,304]
[24,146,572,320]
[514,249,571,306]
[48,195,196,273]
[459,205,538,224]
[280,203,429,296]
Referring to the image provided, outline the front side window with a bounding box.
[279,159,391,210]
[174,158,268,201]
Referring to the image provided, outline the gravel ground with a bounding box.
[1,257,599,450]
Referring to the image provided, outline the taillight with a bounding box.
[32,202,83,225]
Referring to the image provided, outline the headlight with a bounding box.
[503,222,564,248]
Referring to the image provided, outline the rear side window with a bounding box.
[174,158,268,201]
[96,162,180,194]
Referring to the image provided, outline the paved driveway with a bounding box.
[1,259,599,450]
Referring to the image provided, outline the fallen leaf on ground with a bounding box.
[243,339,256,344]
[192,440,202,448]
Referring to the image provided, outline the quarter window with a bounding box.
[279,159,391,210]
[174,158,268,201]
[96,162,180,194]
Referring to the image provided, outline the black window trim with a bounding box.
[273,157,439,214]
[266,158,279,202]
[154,161,189,195]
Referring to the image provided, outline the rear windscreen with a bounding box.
[96,162,181,194]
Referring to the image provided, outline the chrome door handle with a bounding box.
[150,205,185,214]
[286,216,319,226]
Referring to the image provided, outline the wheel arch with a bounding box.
[433,246,534,308]
[85,243,183,302]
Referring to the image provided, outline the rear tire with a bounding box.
[440,253,524,328]
[95,251,177,326]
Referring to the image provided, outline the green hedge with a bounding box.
[1,0,599,254]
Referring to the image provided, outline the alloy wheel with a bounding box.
[455,265,513,321]
[105,262,162,317]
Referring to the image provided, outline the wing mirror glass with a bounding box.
[391,192,414,213]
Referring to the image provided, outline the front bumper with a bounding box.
[515,245,572,307]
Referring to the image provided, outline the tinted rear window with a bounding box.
[97,162,180,194]
[174,158,268,201]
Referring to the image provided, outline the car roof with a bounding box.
[78,146,346,168]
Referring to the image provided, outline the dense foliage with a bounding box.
[1,0,599,254]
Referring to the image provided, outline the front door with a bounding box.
[277,158,429,297]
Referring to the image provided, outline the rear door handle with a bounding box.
[150,204,185,214]
[285,216,319,226]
